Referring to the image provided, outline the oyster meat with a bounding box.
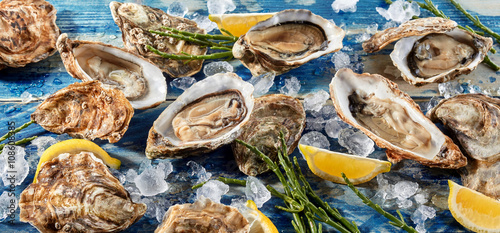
[110,1,207,78]
[232,94,306,176]
[20,152,146,232]
[363,17,493,85]
[31,81,134,143]
[329,68,466,169]
[0,0,60,69]
[155,197,249,233]
[427,94,500,161]
[233,9,345,76]
[146,73,254,159]
[57,33,167,109]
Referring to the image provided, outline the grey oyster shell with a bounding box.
[232,94,306,176]
[19,152,146,232]
[110,1,207,78]
[461,159,500,200]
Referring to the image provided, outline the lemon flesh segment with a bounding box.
[245,200,279,233]
[33,139,121,183]
[448,180,500,232]
[299,144,391,185]
[208,13,276,37]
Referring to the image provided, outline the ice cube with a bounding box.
[134,163,169,196]
[303,90,330,112]
[248,72,275,97]
[421,96,441,114]
[306,117,325,131]
[331,0,359,13]
[279,76,301,97]
[21,91,33,103]
[325,119,345,138]
[355,33,371,43]
[190,13,218,33]
[338,128,374,157]
[394,181,419,199]
[397,198,413,209]
[415,223,426,233]
[196,180,229,203]
[30,136,57,157]
[438,80,464,99]
[125,169,138,182]
[299,131,330,151]
[109,168,126,184]
[207,0,236,15]
[154,198,172,222]
[318,105,337,119]
[0,146,29,186]
[203,61,234,76]
[187,161,212,184]
[170,76,197,90]
[167,1,188,18]
[376,0,420,23]
[0,191,17,221]
[158,160,173,179]
[413,193,428,204]
[411,204,436,230]
[245,176,271,208]
[331,51,351,70]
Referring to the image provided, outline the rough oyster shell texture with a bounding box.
[146,73,254,159]
[0,0,60,70]
[232,94,306,176]
[19,152,146,232]
[329,68,467,169]
[56,33,167,110]
[233,9,345,76]
[31,81,134,143]
[461,159,500,200]
[155,197,249,233]
[110,1,207,78]
[363,17,493,85]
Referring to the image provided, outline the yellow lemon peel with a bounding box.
[208,13,276,37]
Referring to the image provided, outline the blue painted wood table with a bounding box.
[1,0,499,232]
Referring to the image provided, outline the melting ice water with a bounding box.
[196,180,229,203]
[203,61,234,77]
[170,76,197,90]
[331,0,359,13]
[245,176,271,208]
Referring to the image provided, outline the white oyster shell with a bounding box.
[146,73,254,159]
[330,68,467,169]
[57,33,167,110]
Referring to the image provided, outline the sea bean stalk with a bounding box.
[0,120,37,153]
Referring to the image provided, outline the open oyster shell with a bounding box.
[329,68,467,169]
[363,17,493,86]
[0,0,60,69]
[110,1,207,78]
[233,9,345,76]
[20,152,146,232]
[427,94,500,162]
[146,73,254,159]
[31,81,134,143]
[232,94,306,176]
[155,197,249,233]
[57,33,167,109]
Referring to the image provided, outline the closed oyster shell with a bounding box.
[146,73,254,159]
[155,197,249,233]
[57,33,167,109]
[329,68,466,169]
[19,152,146,232]
[233,9,345,76]
[0,0,60,69]
[109,1,207,78]
[31,81,134,143]
[460,159,500,200]
[427,94,500,161]
[232,94,306,176]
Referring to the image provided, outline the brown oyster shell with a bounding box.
[427,94,500,162]
[0,0,60,69]
[330,68,467,169]
[31,81,134,143]
[109,1,207,78]
[155,197,249,233]
[460,159,500,200]
[232,94,306,176]
[19,152,146,232]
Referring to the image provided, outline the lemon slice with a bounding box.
[244,200,279,233]
[448,180,500,232]
[299,144,391,185]
[208,13,276,37]
[33,139,121,183]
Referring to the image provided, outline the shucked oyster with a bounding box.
[146,73,254,159]
[330,68,466,168]
[363,17,493,85]
[427,94,500,162]
[232,94,306,176]
[57,33,167,109]
[155,197,249,233]
[110,1,207,78]
[31,81,134,143]
[20,152,146,232]
[233,9,345,76]
[0,0,60,69]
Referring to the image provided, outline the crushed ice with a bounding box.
[187,161,212,184]
[0,146,29,186]
[133,160,173,196]
[248,72,276,96]
[196,180,229,203]
[331,0,359,13]
[279,76,301,97]
[376,0,420,23]
[167,1,188,18]
[303,90,330,112]
[299,131,330,151]
[203,61,234,76]
[245,176,271,208]
[338,128,374,157]
[170,76,197,90]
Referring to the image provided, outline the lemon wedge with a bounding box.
[448,180,500,232]
[208,13,276,37]
[299,144,391,185]
[33,139,121,183]
[243,200,279,233]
